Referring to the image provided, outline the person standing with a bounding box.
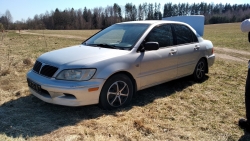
[239,19,250,131]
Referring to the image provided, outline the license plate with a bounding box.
[27,79,41,93]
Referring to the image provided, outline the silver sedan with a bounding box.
[27,18,215,110]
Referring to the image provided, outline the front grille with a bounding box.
[33,61,58,78]
[33,61,42,73]
[40,65,58,77]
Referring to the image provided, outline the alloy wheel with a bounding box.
[107,81,129,107]
[196,61,205,79]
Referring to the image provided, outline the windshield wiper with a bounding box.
[87,44,122,50]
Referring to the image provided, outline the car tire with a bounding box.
[193,58,206,81]
[99,74,134,110]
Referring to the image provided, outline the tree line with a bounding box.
[1,2,250,30]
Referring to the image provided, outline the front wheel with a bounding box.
[99,74,134,110]
[193,59,206,81]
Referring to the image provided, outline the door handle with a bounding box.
[194,45,200,50]
[170,49,177,55]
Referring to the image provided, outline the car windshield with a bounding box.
[84,23,150,50]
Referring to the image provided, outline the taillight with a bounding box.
[212,48,214,54]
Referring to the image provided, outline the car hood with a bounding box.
[38,45,129,67]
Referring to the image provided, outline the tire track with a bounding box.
[214,47,249,63]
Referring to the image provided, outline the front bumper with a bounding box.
[26,70,105,106]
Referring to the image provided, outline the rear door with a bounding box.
[172,24,201,78]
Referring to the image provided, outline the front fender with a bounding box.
[96,62,136,79]
[92,53,142,86]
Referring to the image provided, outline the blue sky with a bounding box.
[0,0,249,22]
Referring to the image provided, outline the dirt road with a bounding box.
[214,47,249,62]
[18,30,84,39]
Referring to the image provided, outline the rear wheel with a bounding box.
[99,74,134,110]
[193,59,206,81]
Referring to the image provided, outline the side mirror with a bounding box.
[144,42,159,51]
[248,32,250,43]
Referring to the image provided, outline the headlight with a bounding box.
[56,69,96,81]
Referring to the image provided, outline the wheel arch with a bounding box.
[111,71,137,93]
[98,71,137,109]
[202,57,209,73]
[99,71,138,100]
[196,57,208,73]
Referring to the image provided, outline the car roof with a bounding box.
[118,20,183,25]
[117,20,201,37]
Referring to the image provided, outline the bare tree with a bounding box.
[138,4,144,20]
[125,3,137,21]
[5,10,12,29]
[3,2,250,30]
[0,23,3,30]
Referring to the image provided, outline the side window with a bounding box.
[173,24,198,45]
[145,24,173,47]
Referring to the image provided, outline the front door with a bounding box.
[139,24,178,89]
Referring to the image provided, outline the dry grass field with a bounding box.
[0,23,250,141]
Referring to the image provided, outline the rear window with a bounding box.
[172,24,198,45]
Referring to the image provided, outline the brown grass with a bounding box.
[22,58,33,66]
[0,23,249,141]
[203,22,250,50]
[0,69,10,76]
